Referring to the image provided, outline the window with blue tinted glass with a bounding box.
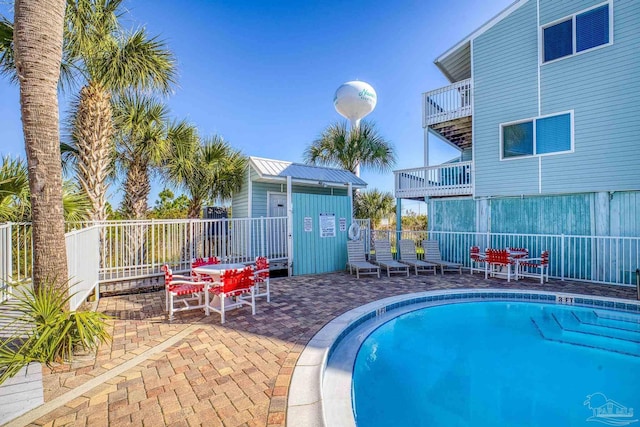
[544,19,573,62]
[536,114,571,154]
[577,5,609,52]
[503,122,534,158]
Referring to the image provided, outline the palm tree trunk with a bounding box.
[13,0,68,292]
[188,198,202,219]
[122,160,150,219]
[74,81,114,222]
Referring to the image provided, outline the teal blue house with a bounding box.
[232,156,367,275]
[395,0,640,238]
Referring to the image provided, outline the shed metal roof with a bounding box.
[249,156,367,188]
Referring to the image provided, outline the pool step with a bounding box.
[554,311,640,344]
[531,314,640,358]
[573,310,640,333]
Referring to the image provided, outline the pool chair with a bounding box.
[205,266,256,324]
[373,240,410,277]
[469,246,486,275]
[161,264,207,321]
[422,240,463,275]
[253,256,271,302]
[346,240,380,279]
[518,251,550,283]
[484,248,515,282]
[398,239,437,275]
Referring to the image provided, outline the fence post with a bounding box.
[561,234,565,281]
[261,216,265,257]
[189,220,194,265]
[151,219,155,272]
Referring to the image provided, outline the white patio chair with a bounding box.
[161,264,207,321]
[422,240,463,275]
[346,240,380,279]
[373,240,409,277]
[398,239,437,275]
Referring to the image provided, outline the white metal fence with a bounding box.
[0,224,11,302]
[375,230,640,287]
[65,226,100,310]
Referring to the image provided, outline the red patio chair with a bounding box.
[253,256,271,302]
[470,246,486,275]
[519,251,550,283]
[205,266,256,324]
[161,264,207,321]
[191,256,221,281]
[484,249,515,282]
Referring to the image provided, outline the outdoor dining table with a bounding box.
[192,263,247,309]
[482,249,529,280]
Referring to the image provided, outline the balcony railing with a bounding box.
[394,161,473,199]
[423,78,472,127]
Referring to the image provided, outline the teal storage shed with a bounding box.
[231,157,367,275]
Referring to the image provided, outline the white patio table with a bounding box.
[192,263,246,310]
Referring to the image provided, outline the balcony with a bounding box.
[394,161,473,199]
[424,78,472,150]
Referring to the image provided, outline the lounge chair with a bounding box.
[373,240,409,277]
[421,240,463,275]
[398,239,437,275]
[346,240,380,279]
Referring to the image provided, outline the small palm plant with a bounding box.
[0,281,111,385]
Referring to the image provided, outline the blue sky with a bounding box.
[0,0,514,214]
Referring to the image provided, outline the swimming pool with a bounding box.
[353,301,640,427]
[287,290,640,427]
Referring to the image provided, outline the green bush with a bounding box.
[0,281,111,385]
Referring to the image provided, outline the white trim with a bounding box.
[435,0,528,66]
[470,38,476,199]
[286,176,293,277]
[247,165,252,218]
[536,0,541,115]
[499,110,575,161]
[540,1,613,65]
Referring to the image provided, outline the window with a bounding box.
[501,113,572,159]
[542,3,610,63]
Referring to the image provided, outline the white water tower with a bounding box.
[333,81,377,176]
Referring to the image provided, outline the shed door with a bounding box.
[292,194,350,275]
[268,193,287,217]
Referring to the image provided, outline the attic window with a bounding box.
[542,3,610,63]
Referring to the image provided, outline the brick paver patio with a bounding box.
[11,272,638,426]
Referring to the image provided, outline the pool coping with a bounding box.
[286,288,640,427]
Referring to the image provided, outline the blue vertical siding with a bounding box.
[428,199,476,232]
[292,194,350,275]
[490,194,593,234]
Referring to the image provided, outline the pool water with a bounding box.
[352,302,640,427]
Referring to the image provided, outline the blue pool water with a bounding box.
[352,301,640,427]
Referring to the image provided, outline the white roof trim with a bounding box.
[435,0,529,65]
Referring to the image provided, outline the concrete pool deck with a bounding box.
[8,272,637,426]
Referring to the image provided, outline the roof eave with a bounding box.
[433,0,528,81]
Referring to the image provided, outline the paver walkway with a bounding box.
[10,272,637,427]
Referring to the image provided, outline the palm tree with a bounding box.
[304,121,396,177]
[112,93,176,219]
[13,0,68,291]
[165,135,247,218]
[354,189,395,229]
[65,0,176,222]
[3,2,176,223]
[0,156,92,223]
